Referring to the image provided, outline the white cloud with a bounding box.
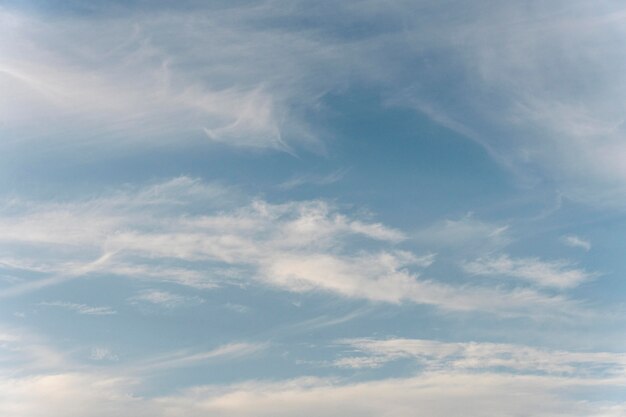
[0,323,262,377]
[90,348,118,362]
[463,254,595,289]
[0,4,344,151]
[415,213,510,251]
[0,178,586,317]
[0,370,623,417]
[562,235,592,251]
[0,330,261,417]
[256,250,575,316]
[39,301,117,316]
[224,303,250,314]
[336,338,626,376]
[278,170,348,190]
[3,1,626,203]
[0,326,623,417]
[148,373,626,417]
[129,289,203,309]
[0,326,68,373]
[0,373,146,417]
[389,1,626,204]
[133,342,267,373]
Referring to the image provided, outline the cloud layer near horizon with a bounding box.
[1,327,624,417]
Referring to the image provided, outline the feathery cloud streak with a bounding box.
[0,177,587,317]
[4,1,626,202]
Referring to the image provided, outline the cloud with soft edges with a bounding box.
[335,337,626,376]
[38,301,117,316]
[0,327,625,417]
[0,368,624,417]
[4,1,626,203]
[0,177,589,318]
[562,235,592,251]
[463,254,595,289]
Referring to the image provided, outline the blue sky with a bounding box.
[2,1,626,415]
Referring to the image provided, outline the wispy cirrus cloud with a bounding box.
[90,347,118,362]
[0,3,344,152]
[132,342,267,373]
[4,1,626,204]
[0,369,624,417]
[39,301,117,316]
[2,2,623,415]
[129,289,203,309]
[0,177,585,317]
[137,372,626,417]
[562,235,592,251]
[0,323,624,417]
[278,170,348,190]
[463,254,595,289]
[415,213,510,252]
[335,338,626,376]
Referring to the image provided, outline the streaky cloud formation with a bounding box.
[38,301,117,316]
[463,254,595,289]
[129,289,203,309]
[0,177,589,317]
[336,337,626,376]
[562,235,592,251]
[0,327,624,417]
[2,1,626,415]
[3,1,626,201]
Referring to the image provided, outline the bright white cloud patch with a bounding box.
[0,177,585,317]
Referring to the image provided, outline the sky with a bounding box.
[1,1,626,415]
